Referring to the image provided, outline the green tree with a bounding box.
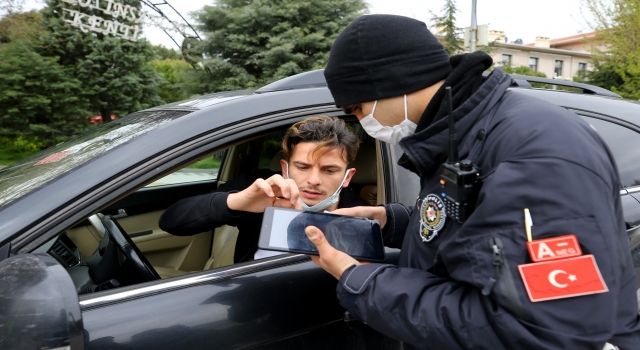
[500,65,547,78]
[151,59,192,103]
[572,59,624,90]
[0,7,44,46]
[39,0,163,120]
[431,0,463,55]
[0,10,87,145]
[581,0,640,99]
[153,44,183,60]
[188,0,368,93]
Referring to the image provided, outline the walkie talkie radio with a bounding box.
[439,87,481,224]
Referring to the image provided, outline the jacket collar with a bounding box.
[398,69,513,177]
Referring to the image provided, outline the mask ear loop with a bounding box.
[404,94,408,121]
[371,100,378,117]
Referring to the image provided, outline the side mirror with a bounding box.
[0,254,84,349]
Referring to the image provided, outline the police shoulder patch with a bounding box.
[419,194,446,242]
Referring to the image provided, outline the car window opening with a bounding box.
[31,119,381,296]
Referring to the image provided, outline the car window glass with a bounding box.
[580,116,640,188]
[145,150,227,187]
[0,110,192,208]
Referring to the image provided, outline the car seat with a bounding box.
[349,143,378,206]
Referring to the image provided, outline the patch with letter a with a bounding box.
[419,194,446,242]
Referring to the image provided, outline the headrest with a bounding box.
[270,150,284,172]
[350,143,377,185]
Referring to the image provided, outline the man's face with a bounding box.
[280,142,355,206]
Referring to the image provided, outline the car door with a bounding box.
[69,109,405,349]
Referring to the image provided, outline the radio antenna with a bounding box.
[446,87,459,165]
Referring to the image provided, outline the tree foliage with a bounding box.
[188,0,368,93]
[0,34,86,141]
[581,0,640,99]
[0,1,165,146]
[0,10,86,144]
[431,0,463,55]
[500,65,547,78]
[151,59,192,103]
[40,0,163,118]
[153,44,183,60]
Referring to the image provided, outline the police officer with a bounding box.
[305,14,640,349]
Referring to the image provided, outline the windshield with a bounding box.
[0,110,192,208]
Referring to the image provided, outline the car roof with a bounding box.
[508,88,640,127]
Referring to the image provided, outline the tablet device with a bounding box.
[259,207,386,262]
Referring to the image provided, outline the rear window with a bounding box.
[0,110,191,207]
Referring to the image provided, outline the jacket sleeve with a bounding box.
[381,203,413,248]
[158,169,275,236]
[337,263,509,349]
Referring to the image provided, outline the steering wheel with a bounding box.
[100,214,160,282]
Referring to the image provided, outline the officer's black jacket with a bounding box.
[159,169,371,263]
[336,69,640,349]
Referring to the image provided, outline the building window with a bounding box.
[554,60,564,77]
[529,57,539,72]
[501,54,512,66]
[578,62,587,71]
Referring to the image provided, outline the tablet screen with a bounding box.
[259,207,386,262]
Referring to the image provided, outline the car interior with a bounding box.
[33,119,385,294]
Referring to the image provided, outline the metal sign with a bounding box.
[61,0,191,42]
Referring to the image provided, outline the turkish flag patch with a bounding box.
[518,255,608,302]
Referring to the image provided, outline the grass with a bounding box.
[186,156,221,169]
[0,148,41,165]
[0,137,46,166]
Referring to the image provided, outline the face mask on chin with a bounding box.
[286,163,351,212]
[359,94,417,145]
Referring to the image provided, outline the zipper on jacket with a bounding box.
[482,237,531,322]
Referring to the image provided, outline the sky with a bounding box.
[21,0,593,49]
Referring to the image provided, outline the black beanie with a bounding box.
[324,15,452,107]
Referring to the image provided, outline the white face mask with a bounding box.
[359,94,417,145]
[286,163,351,212]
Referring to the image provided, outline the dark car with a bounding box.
[0,70,638,349]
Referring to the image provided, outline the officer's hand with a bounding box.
[305,225,364,280]
[227,175,302,213]
[331,206,387,229]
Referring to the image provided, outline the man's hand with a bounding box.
[305,225,362,280]
[227,174,302,213]
[332,206,387,229]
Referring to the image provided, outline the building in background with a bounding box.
[489,30,601,80]
[444,27,603,80]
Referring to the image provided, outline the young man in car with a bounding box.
[159,116,371,263]
[303,14,640,349]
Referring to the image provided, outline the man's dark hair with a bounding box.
[282,116,359,164]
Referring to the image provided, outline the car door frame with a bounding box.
[12,104,337,254]
[3,103,403,348]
